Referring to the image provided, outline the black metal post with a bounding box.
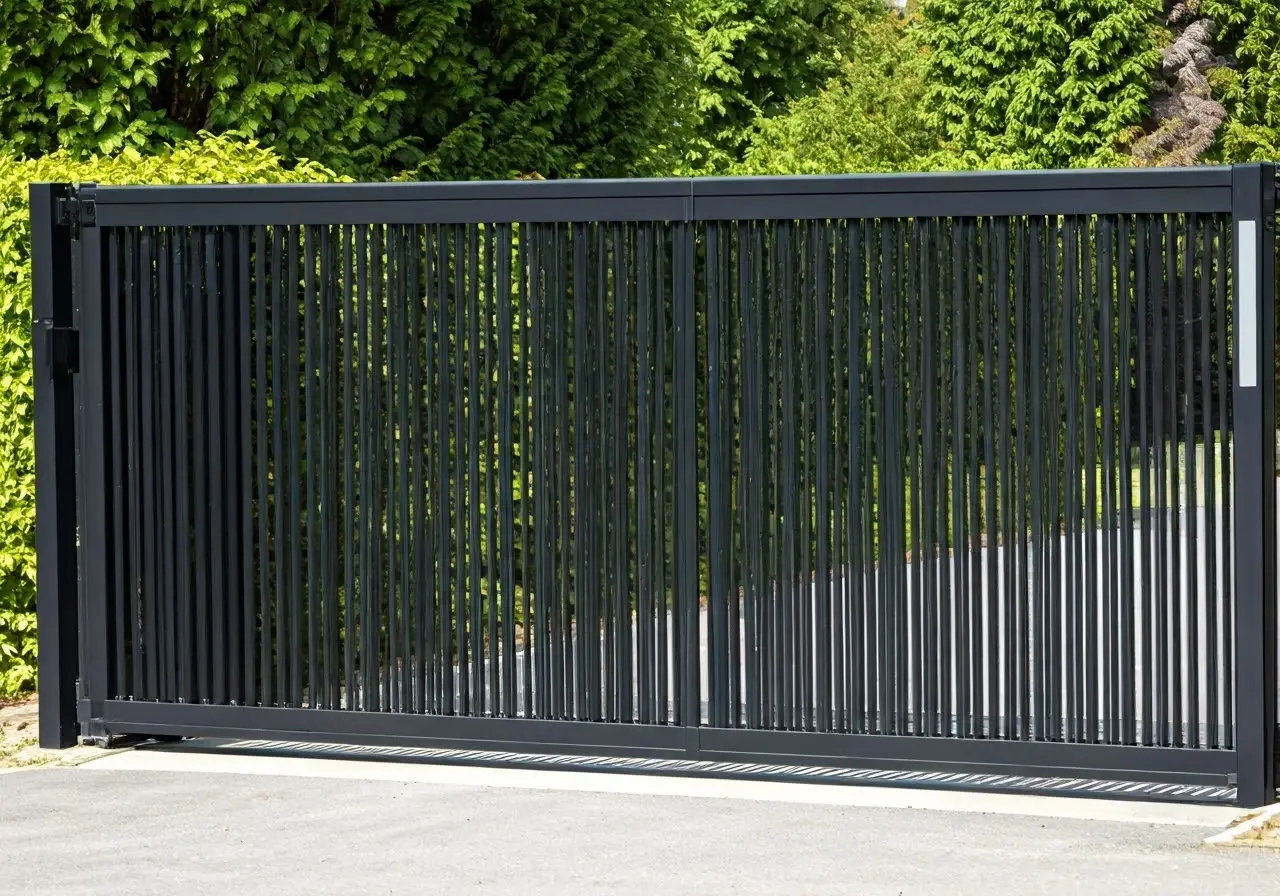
[1231,163,1277,808]
[31,183,79,748]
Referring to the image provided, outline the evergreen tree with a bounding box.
[0,0,693,179]
[920,0,1161,167]
[685,0,878,169]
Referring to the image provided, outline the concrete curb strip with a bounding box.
[80,748,1241,828]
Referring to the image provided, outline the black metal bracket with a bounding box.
[79,720,132,750]
[55,192,96,239]
[39,321,79,377]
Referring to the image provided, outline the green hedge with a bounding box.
[0,134,339,696]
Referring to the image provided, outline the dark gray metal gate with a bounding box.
[32,166,1279,806]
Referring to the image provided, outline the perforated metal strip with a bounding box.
[165,738,1237,804]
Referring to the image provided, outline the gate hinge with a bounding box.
[44,324,79,376]
[55,193,96,238]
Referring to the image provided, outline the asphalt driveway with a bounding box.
[0,757,1275,896]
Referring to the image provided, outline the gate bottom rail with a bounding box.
[85,700,1237,789]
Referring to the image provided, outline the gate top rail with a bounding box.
[82,165,1236,227]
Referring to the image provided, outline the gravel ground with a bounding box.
[0,697,100,770]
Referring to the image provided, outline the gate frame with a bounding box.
[1232,163,1278,807]
[30,165,1280,806]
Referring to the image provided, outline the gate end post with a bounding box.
[1231,162,1278,808]
[31,182,79,748]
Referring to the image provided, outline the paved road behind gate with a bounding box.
[0,760,1276,895]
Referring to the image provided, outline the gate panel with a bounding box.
[699,213,1238,751]
[84,214,705,731]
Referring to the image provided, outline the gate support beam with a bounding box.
[31,183,79,748]
[1232,163,1278,808]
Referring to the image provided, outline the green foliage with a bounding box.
[736,10,938,175]
[684,0,880,170]
[920,0,1161,168]
[0,1,691,180]
[1203,0,1280,161]
[0,0,1189,179]
[733,1,1156,177]
[0,134,337,696]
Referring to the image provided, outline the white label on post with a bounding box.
[1239,219,1258,389]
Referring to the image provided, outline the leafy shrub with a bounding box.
[1203,0,1280,162]
[0,134,338,696]
[736,10,938,175]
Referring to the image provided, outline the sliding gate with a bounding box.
[33,167,1279,806]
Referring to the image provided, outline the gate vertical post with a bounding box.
[1232,162,1278,808]
[674,215,701,743]
[70,184,114,739]
[31,184,79,748]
